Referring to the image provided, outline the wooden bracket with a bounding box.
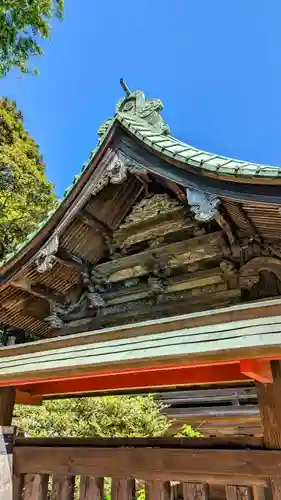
[15,390,43,406]
[240,359,273,384]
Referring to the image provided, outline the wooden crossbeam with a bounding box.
[14,445,281,485]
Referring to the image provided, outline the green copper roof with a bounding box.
[2,83,281,269]
[115,90,281,178]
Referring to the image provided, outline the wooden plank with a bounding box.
[252,487,266,500]
[111,478,135,500]
[155,386,258,405]
[15,436,264,450]
[146,480,170,500]
[52,475,75,500]
[225,486,253,500]
[13,474,24,500]
[170,482,183,500]
[163,405,259,419]
[13,446,277,485]
[22,474,49,500]
[79,477,103,500]
[257,360,281,500]
[182,483,209,500]
[96,231,225,277]
[208,484,226,500]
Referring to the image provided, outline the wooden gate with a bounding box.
[12,437,275,500]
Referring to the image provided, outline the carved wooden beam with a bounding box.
[35,234,59,273]
[11,276,66,304]
[96,231,227,283]
[239,256,281,290]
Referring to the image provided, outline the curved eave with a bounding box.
[117,114,281,185]
[0,122,117,280]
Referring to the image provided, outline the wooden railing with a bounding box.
[11,437,275,500]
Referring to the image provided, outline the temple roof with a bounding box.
[2,82,281,269]
[2,82,281,344]
[118,105,281,180]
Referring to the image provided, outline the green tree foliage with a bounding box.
[0,97,56,260]
[14,396,171,438]
[0,0,64,77]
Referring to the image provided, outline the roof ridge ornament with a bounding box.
[117,78,170,135]
[98,80,170,143]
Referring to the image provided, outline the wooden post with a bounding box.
[0,388,16,500]
[0,388,16,426]
[0,426,15,500]
[256,360,281,500]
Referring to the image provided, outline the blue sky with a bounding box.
[1,0,281,196]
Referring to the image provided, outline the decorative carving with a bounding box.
[239,256,281,290]
[45,304,65,329]
[97,83,169,145]
[261,241,281,259]
[120,194,182,227]
[35,234,59,273]
[92,158,127,197]
[146,254,170,301]
[147,276,165,294]
[117,88,170,135]
[126,161,148,176]
[100,298,156,317]
[220,260,237,277]
[145,254,171,279]
[45,267,108,329]
[186,187,220,222]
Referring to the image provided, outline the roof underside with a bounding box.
[2,86,281,345]
[2,86,281,271]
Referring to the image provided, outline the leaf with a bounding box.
[0,0,64,77]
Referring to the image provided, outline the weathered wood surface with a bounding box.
[52,475,75,500]
[13,476,270,500]
[12,437,277,500]
[15,436,264,449]
[146,480,170,500]
[225,485,253,500]
[21,474,48,500]
[0,389,15,425]
[182,482,209,500]
[111,478,135,500]
[257,360,281,500]
[96,231,225,281]
[13,446,280,485]
[79,476,103,500]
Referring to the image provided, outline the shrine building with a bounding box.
[1,82,281,499]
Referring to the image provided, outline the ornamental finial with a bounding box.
[120,78,131,97]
